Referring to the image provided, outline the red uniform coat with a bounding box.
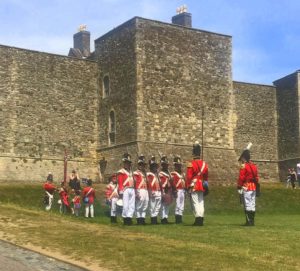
[171,171,185,190]
[159,171,172,192]
[147,172,161,192]
[134,170,148,190]
[72,195,81,205]
[82,187,95,204]
[59,188,70,207]
[105,182,118,199]
[238,161,259,191]
[186,159,208,192]
[117,168,134,193]
[43,182,56,194]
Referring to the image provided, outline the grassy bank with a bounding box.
[0,182,299,271]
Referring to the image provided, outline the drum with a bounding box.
[116,198,123,214]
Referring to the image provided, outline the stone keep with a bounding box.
[0,12,299,182]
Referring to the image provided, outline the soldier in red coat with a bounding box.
[237,149,259,226]
[43,173,56,211]
[171,156,186,224]
[105,173,119,223]
[186,142,208,226]
[147,156,161,225]
[117,153,135,225]
[159,155,173,224]
[134,155,149,225]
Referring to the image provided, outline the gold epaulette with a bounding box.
[240,163,245,169]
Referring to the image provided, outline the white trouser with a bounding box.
[150,191,161,217]
[243,190,256,211]
[135,189,149,218]
[190,191,204,217]
[45,192,53,211]
[161,202,169,219]
[74,207,80,216]
[110,197,118,216]
[45,197,53,211]
[122,188,135,218]
[85,204,94,218]
[175,189,185,216]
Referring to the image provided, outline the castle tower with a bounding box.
[95,15,239,182]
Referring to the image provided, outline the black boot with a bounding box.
[123,217,128,225]
[176,215,183,224]
[243,211,251,226]
[151,216,158,225]
[137,217,141,225]
[111,216,117,223]
[127,217,133,226]
[161,218,169,224]
[250,211,255,226]
[193,217,204,226]
[193,217,200,226]
[141,217,146,225]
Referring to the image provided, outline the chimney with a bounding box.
[172,5,192,28]
[73,25,90,57]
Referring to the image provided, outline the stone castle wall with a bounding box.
[232,82,279,181]
[274,72,300,180]
[1,16,298,183]
[135,18,233,148]
[95,19,138,174]
[0,45,99,182]
[133,18,238,182]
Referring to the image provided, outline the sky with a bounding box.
[1,0,300,85]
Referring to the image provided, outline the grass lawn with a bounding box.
[0,182,299,271]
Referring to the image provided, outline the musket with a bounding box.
[157,150,173,193]
[201,108,204,160]
[63,149,68,185]
[109,184,119,200]
[154,151,163,192]
[126,146,136,187]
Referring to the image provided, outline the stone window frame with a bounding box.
[103,74,110,98]
[108,109,116,145]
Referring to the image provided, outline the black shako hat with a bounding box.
[238,143,252,162]
[47,173,53,182]
[238,149,250,162]
[149,156,158,166]
[192,141,201,157]
[138,154,146,165]
[160,155,169,165]
[173,156,182,165]
[122,153,132,163]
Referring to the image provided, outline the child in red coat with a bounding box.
[59,182,74,214]
[72,190,81,216]
[82,179,95,218]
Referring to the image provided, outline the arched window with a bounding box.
[109,110,116,145]
[103,75,110,97]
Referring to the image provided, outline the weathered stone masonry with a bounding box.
[0,45,99,182]
[1,13,300,182]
